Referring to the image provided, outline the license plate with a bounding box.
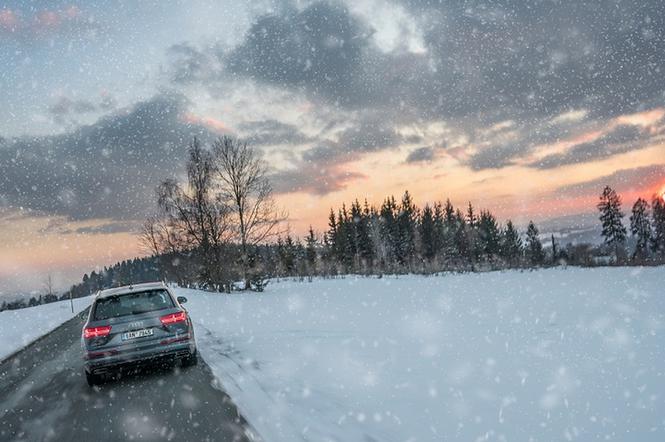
[122,328,154,340]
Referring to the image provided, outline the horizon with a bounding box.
[2,0,665,293]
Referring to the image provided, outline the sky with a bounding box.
[1,0,664,293]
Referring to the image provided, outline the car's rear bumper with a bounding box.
[83,338,196,374]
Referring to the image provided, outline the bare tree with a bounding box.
[142,138,234,290]
[212,136,286,289]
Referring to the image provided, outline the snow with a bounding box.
[0,296,93,361]
[178,267,665,442]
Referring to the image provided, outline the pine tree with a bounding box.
[651,195,665,259]
[466,202,477,227]
[277,234,297,275]
[305,226,318,273]
[597,186,627,261]
[465,202,480,262]
[440,199,457,261]
[501,220,523,265]
[432,202,445,259]
[525,221,544,265]
[550,234,558,264]
[453,209,470,266]
[629,198,651,260]
[379,196,399,267]
[419,204,437,261]
[477,210,501,261]
[338,206,355,270]
[326,208,337,252]
[396,191,418,266]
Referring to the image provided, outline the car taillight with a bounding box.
[160,311,187,325]
[83,325,112,339]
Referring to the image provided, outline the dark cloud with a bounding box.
[0,93,213,221]
[405,146,433,163]
[336,119,403,152]
[225,2,377,108]
[467,142,527,171]
[172,0,665,121]
[531,124,651,169]
[47,95,117,125]
[270,167,366,195]
[72,221,139,235]
[401,0,665,119]
[555,164,665,199]
[239,119,313,146]
[161,0,665,177]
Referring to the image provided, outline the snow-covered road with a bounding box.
[181,267,665,442]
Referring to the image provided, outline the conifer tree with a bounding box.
[419,204,437,261]
[465,202,480,262]
[305,226,318,273]
[453,209,470,265]
[550,234,558,264]
[432,202,445,259]
[629,198,651,260]
[597,186,627,261]
[379,196,399,267]
[501,220,523,265]
[525,221,544,265]
[396,191,418,265]
[651,195,665,259]
[477,210,501,260]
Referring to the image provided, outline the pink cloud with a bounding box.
[0,9,19,32]
[1,5,96,39]
[182,113,234,134]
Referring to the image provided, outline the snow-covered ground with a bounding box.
[179,267,665,442]
[0,296,93,361]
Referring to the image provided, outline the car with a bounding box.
[81,282,197,386]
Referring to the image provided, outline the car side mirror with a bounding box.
[177,296,188,304]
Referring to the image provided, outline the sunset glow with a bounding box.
[1,1,665,292]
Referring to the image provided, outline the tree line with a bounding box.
[4,138,664,310]
[597,185,665,263]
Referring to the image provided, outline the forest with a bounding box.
[3,138,664,311]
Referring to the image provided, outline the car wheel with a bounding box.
[181,350,198,367]
[85,371,100,387]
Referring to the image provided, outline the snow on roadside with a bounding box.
[179,267,665,442]
[0,296,93,361]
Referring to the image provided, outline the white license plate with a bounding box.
[122,328,154,340]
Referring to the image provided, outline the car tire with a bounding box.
[181,350,198,367]
[85,371,100,387]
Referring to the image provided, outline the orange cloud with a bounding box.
[182,113,234,134]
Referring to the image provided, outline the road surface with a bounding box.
[0,310,256,442]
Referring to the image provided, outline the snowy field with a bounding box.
[179,267,665,442]
[0,296,93,361]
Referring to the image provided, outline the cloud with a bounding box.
[271,166,366,195]
[215,0,665,120]
[531,124,652,170]
[157,0,665,180]
[47,94,118,126]
[225,2,374,108]
[0,6,104,42]
[405,146,433,163]
[239,119,313,146]
[555,164,665,199]
[0,93,213,221]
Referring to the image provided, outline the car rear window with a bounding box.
[93,289,174,320]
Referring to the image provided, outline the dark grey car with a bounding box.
[82,282,197,386]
